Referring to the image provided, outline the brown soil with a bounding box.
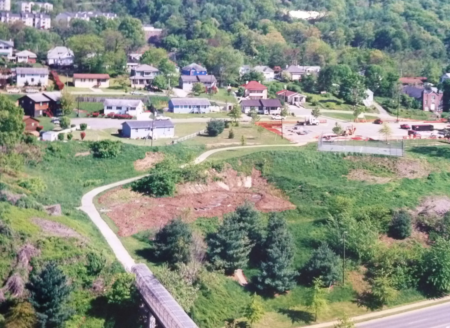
[233,269,248,286]
[75,151,91,157]
[347,169,391,184]
[134,152,164,171]
[347,267,369,295]
[32,218,85,241]
[379,228,429,247]
[98,167,295,236]
[415,196,450,217]
[345,156,431,181]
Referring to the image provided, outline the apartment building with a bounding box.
[0,12,51,29]
[55,11,117,24]
[0,0,10,11]
[19,1,53,13]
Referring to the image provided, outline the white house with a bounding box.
[130,64,159,89]
[47,46,74,66]
[0,0,10,11]
[16,67,48,87]
[239,65,252,76]
[20,1,53,12]
[55,11,117,24]
[179,75,217,92]
[253,66,275,81]
[283,65,321,81]
[73,73,110,88]
[240,99,282,115]
[121,119,174,139]
[104,99,144,117]
[0,12,51,29]
[16,50,37,63]
[363,89,374,108]
[168,98,211,113]
[0,39,13,57]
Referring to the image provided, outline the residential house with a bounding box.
[181,63,207,76]
[363,89,374,108]
[73,73,110,88]
[126,53,141,72]
[16,67,48,87]
[253,66,275,81]
[241,81,268,99]
[0,39,13,57]
[179,75,217,92]
[283,65,321,81]
[121,119,174,139]
[240,99,282,115]
[399,77,427,87]
[23,116,40,136]
[402,85,443,112]
[20,2,53,12]
[130,64,159,89]
[18,91,61,117]
[276,90,306,105]
[0,0,10,11]
[0,69,10,89]
[0,12,51,29]
[55,11,117,25]
[103,99,144,117]
[47,46,74,66]
[239,65,251,76]
[16,50,37,63]
[168,98,211,114]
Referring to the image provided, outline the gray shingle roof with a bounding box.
[16,50,37,58]
[285,65,321,74]
[180,75,198,83]
[254,65,274,73]
[240,99,262,107]
[260,99,282,107]
[16,67,49,75]
[43,91,62,102]
[197,75,216,83]
[240,99,282,107]
[402,86,423,100]
[0,39,13,47]
[169,98,211,106]
[25,94,51,102]
[104,98,143,107]
[133,64,159,72]
[122,119,174,129]
[182,63,206,71]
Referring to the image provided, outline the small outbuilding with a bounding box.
[41,131,58,141]
[121,119,175,139]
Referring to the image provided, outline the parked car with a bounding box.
[408,130,420,137]
[271,115,285,120]
[51,118,60,124]
[400,124,411,129]
[374,118,383,124]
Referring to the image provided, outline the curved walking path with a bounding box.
[80,144,300,271]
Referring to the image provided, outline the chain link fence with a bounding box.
[318,136,404,157]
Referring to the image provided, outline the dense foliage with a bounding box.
[302,243,341,286]
[389,210,412,239]
[0,96,25,148]
[90,140,122,158]
[206,120,225,137]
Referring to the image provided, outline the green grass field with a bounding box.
[322,112,379,121]
[164,111,230,119]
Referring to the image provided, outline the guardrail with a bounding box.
[174,129,206,143]
[132,264,198,328]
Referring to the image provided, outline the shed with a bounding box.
[41,131,58,141]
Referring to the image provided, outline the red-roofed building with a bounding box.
[241,80,268,99]
[276,90,306,105]
[399,77,427,87]
[73,73,110,88]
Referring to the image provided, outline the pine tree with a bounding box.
[208,214,252,273]
[27,262,73,328]
[256,213,297,294]
[303,243,341,286]
[154,218,193,265]
[244,294,265,327]
[233,203,263,246]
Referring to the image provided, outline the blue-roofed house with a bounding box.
[121,119,174,139]
[181,63,207,76]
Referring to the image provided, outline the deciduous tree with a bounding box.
[244,294,265,327]
[192,82,205,95]
[141,47,168,67]
[389,211,412,239]
[5,301,37,328]
[421,237,450,294]
[306,277,328,321]
[0,96,25,148]
[60,90,75,116]
[107,273,138,307]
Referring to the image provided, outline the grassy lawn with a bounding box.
[206,88,237,103]
[205,145,301,161]
[82,122,206,146]
[183,123,292,148]
[375,97,437,120]
[322,112,379,121]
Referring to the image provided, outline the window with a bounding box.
[130,107,136,110]
[40,75,45,78]
[116,106,122,110]
[106,106,112,109]
[20,74,25,77]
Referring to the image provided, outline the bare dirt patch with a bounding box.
[32,218,85,241]
[75,151,91,157]
[347,169,392,184]
[415,196,450,217]
[346,156,431,180]
[98,167,295,236]
[379,228,429,247]
[134,152,164,171]
[347,267,369,295]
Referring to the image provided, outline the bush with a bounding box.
[154,218,193,264]
[67,132,73,141]
[206,120,225,136]
[131,171,177,197]
[18,177,46,194]
[90,140,122,158]
[228,128,235,139]
[36,125,43,132]
[59,117,70,129]
[389,210,412,239]
[302,243,341,286]
[80,132,86,140]
[80,123,87,131]
[15,196,43,210]
[57,133,65,141]
[23,134,37,145]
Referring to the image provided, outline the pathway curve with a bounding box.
[79,144,300,271]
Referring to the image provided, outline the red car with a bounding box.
[374,119,383,124]
[400,124,411,129]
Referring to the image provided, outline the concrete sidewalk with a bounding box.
[303,296,450,328]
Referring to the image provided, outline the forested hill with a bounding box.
[108,0,450,80]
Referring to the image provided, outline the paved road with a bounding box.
[357,302,450,328]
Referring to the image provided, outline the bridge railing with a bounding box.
[132,264,198,328]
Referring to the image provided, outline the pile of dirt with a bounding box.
[347,267,369,295]
[347,169,392,184]
[32,218,85,241]
[98,167,295,236]
[44,204,62,216]
[134,152,164,171]
[415,196,450,217]
[346,156,431,181]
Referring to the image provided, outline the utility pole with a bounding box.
[342,231,347,285]
[151,108,155,147]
